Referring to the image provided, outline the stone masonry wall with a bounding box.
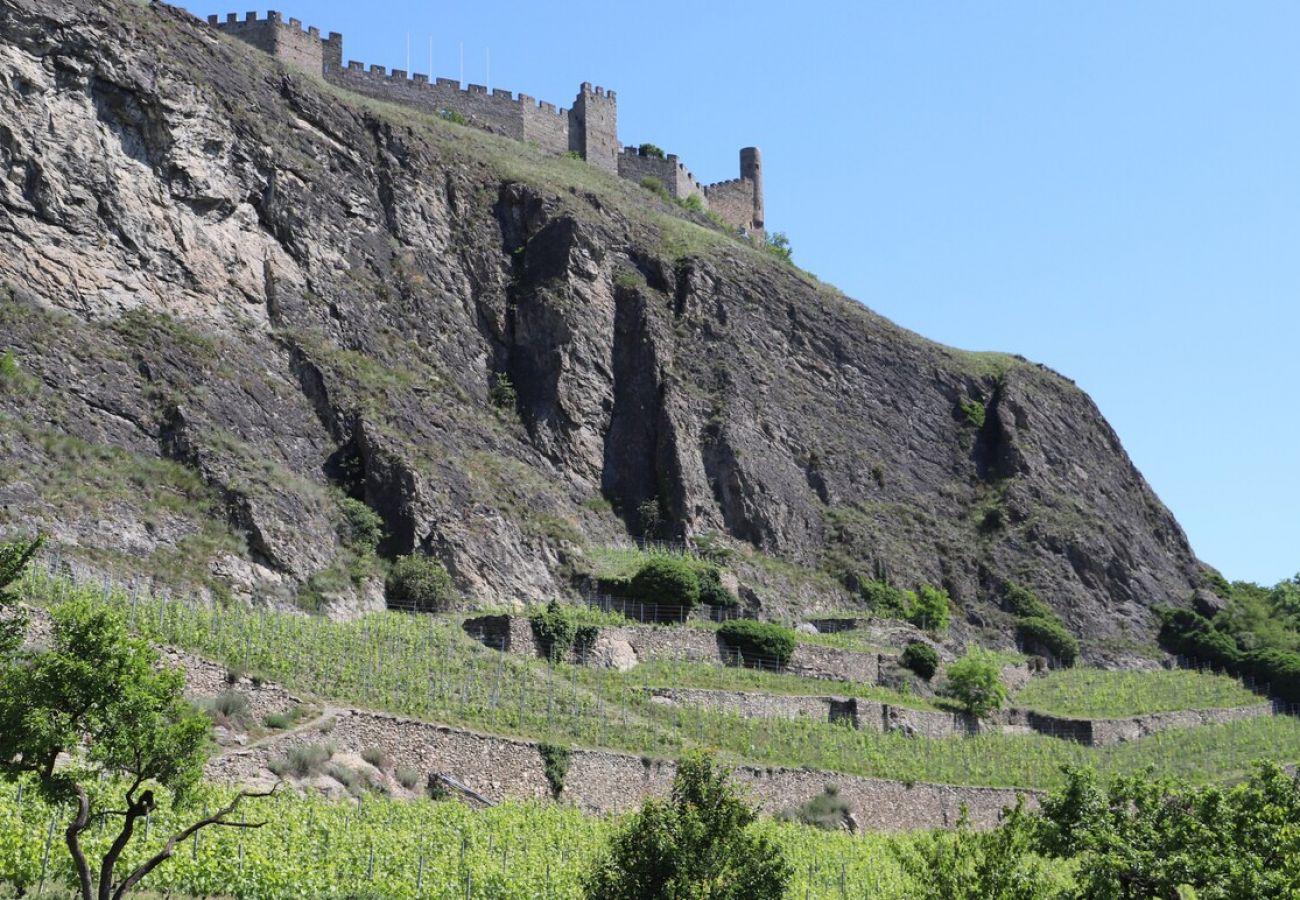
[617,148,705,201]
[462,616,880,684]
[329,68,529,141]
[704,177,758,233]
[206,708,1034,832]
[209,12,322,75]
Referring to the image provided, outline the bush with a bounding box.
[583,753,791,899]
[860,579,909,617]
[488,371,517,410]
[718,620,797,669]
[908,584,951,632]
[396,766,421,790]
[263,710,294,729]
[697,564,738,609]
[269,741,334,778]
[385,554,457,612]
[959,399,986,429]
[1003,582,1052,620]
[778,785,852,831]
[202,690,252,729]
[901,641,940,680]
[763,232,793,263]
[1016,617,1079,668]
[438,108,466,125]
[530,600,580,663]
[361,747,390,770]
[339,497,384,554]
[627,556,700,612]
[680,193,705,212]
[639,176,670,201]
[638,142,665,159]
[538,743,571,798]
[943,650,1008,717]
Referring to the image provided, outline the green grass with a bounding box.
[1012,668,1264,719]
[0,777,1071,899]
[20,571,1300,791]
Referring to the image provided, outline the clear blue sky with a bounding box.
[204,2,1298,586]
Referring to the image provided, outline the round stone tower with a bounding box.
[741,146,764,233]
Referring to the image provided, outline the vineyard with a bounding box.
[1010,666,1262,718]
[0,778,1075,899]
[17,569,1300,791]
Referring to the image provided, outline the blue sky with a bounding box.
[206,2,1298,586]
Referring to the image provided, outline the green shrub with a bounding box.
[638,142,666,159]
[395,766,421,790]
[269,741,334,778]
[438,108,466,125]
[959,399,986,429]
[489,371,517,410]
[778,785,852,830]
[583,753,791,899]
[639,176,670,201]
[680,193,705,212]
[1016,617,1079,668]
[201,690,252,729]
[339,497,384,554]
[636,498,662,537]
[538,743,571,797]
[530,600,579,663]
[718,620,797,669]
[385,554,457,612]
[627,556,700,612]
[763,232,793,263]
[908,584,952,632]
[0,352,19,382]
[860,579,909,617]
[697,564,738,609]
[943,650,1008,717]
[263,710,294,730]
[1003,582,1052,620]
[901,641,940,680]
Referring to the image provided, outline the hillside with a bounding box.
[0,0,1205,660]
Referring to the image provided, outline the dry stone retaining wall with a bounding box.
[206,708,1034,832]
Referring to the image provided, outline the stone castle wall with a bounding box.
[206,10,763,233]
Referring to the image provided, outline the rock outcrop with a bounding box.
[0,0,1204,657]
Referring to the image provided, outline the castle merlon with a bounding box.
[206,10,762,234]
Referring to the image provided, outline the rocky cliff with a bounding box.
[0,0,1204,659]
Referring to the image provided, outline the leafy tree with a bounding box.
[696,564,738,609]
[908,583,952,632]
[1016,617,1079,668]
[583,752,791,899]
[0,536,42,656]
[943,649,1008,717]
[338,497,384,555]
[763,232,793,263]
[530,599,579,663]
[0,597,272,900]
[896,799,1063,900]
[1037,764,1300,899]
[718,620,797,669]
[385,553,457,612]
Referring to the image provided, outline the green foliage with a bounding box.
[200,690,252,729]
[638,142,666,159]
[901,641,940,680]
[762,231,793,264]
[1016,617,1080,668]
[1003,582,1052,620]
[337,496,384,555]
[639,176,670,201]
[0,537,41,656]
[959,398,987,429]
[908,584,951,632]
[564,149,583,160]
[895,799,1064,899]
[0,351,19,383]
[268,742,334,779]
[943,649,1008,717]
[635,497,662,537]
[488,371,517,411]
[1037,763,1300,899]
[530,600,584,663]
[538,743,571,798]
[385,554,457,612]
[0,599,217,900]
[680,192,705,212]
[627,556,700,612]
[395,766,421,790]
[583,753,791,900]
[718,619,797,668]
[360,747,390,770]
[859,579,910,617]
[437,108,466,125]
[778,785,852,831]
[696,564,738,609]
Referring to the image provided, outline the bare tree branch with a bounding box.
[110,785,276,900]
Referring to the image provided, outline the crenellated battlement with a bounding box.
[205,10,761,232]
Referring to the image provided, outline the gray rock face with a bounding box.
[0,0,1204,652]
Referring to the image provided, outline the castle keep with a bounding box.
[207,11,764,235]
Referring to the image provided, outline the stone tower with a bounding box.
[741,147,764,234]
[570,83,619,174]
